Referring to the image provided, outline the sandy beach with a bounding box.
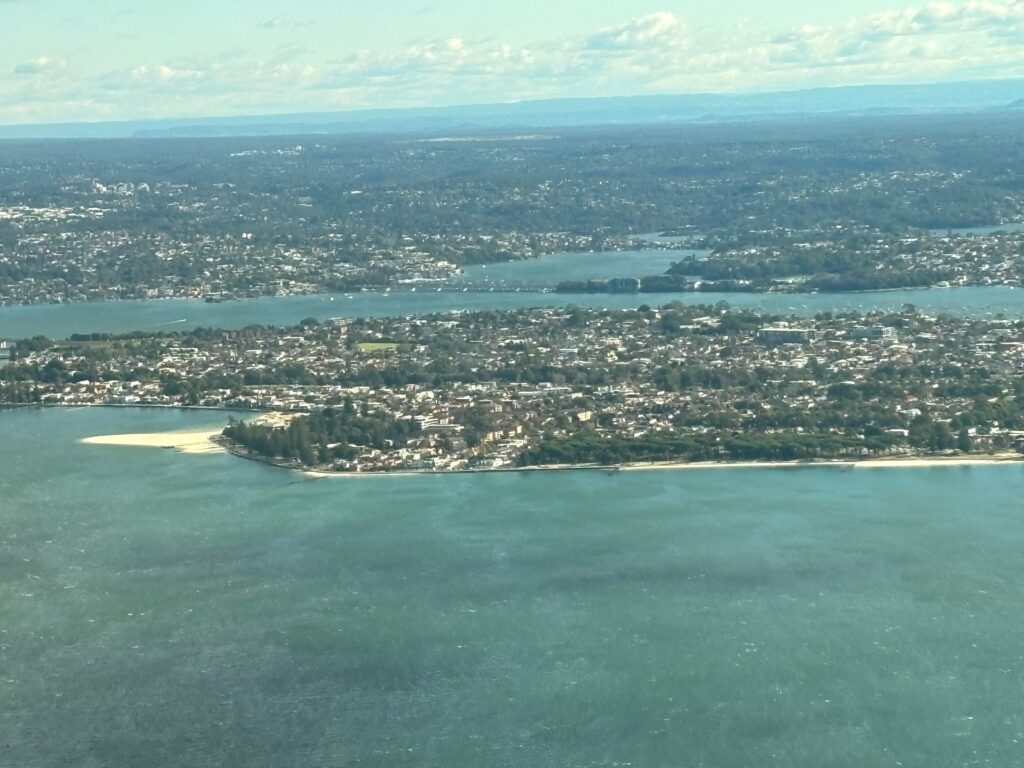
[854,453,1024,468]
[614,454,1024,473]
[82,414,1024,475]
[620,453,1024,472]
[79,410,295,456]
[81,428,225,454]
[299,453,1024,478]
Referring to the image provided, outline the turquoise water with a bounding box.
[453,249,710,287]
[635,232,698,245]
[931,224,1024,236]
[5,407,1024,766]
[2,285,1024,339]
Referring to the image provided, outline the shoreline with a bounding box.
[77,410,293,455]
[77,431,1024,475]
[300,452,1024,479]
[3,402,260,414]
[50,405,1024,475]
[3,281,1022,310]
[621,454,1024,471]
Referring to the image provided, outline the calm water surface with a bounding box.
[2,285,1024,339]
[453,248,710,287]
[931,223,1024,236]
[4,407,1024,767]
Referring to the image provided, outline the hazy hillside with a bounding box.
[3,79,1024,140]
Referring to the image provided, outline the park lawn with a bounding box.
[357,342,400,353]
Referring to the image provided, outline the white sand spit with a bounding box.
[81,428,224,454]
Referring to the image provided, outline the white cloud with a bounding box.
[5,2,1024,123]
[756,1,1024,83]
[13,56,66,76]
[258,17,315,30]
[130,64,207,83]
[585,12,686,50]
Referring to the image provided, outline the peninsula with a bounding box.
[6,303,1023,473]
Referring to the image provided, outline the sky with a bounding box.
[3,0,1024,125]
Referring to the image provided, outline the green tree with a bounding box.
[957,427,973,453]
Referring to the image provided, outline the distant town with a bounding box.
[4,118,1024,472]
[3,119,1024,306]
[3,304,1023,472]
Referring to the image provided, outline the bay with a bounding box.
[4,406,1024,767]
[452,248,711,288]
[930,223,1024,236]
[2,285,1023,340]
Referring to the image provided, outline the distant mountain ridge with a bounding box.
[3,79,1024,140]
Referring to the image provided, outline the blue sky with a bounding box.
[3,0,1024,125]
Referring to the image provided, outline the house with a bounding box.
[756,327,818,345]
[851,325,897,342]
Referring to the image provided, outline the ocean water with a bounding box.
[4,407,1024,766]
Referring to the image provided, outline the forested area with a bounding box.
[222,405,419,465]
[518,432,877,466]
